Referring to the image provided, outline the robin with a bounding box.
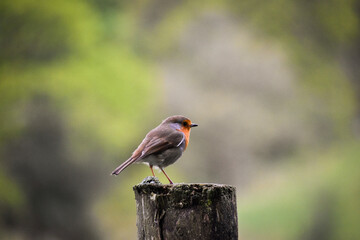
[111,115,198,184]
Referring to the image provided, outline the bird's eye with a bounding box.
[182,121,188,127]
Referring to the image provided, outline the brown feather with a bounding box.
[111,125,184,175]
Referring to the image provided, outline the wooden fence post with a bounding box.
[133,180,238,240]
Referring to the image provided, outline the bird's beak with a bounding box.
[190,123,198,128]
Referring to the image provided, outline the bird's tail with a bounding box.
[111,157,137,175]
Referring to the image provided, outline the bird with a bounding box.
[111,115,198,184]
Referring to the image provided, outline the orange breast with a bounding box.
[179,126,191,150]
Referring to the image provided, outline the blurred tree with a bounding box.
[3,94,102,240]
[0,0,158,239]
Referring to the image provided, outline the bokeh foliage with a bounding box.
[0,0,158,239]
[128,1,360,240]
[1,0,360,239]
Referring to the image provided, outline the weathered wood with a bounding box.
[133,177,238,240]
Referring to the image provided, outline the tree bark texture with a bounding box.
[133,182,238,240]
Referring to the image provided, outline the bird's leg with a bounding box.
[149,165,155,177]
[160,167,173,184]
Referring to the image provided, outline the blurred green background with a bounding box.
[1,0,360,239]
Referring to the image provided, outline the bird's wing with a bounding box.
[138,130,185,159]
[112,128,184,175]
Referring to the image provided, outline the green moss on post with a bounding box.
[133,180,238,240]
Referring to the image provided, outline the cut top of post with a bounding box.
[133,183,236,209]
